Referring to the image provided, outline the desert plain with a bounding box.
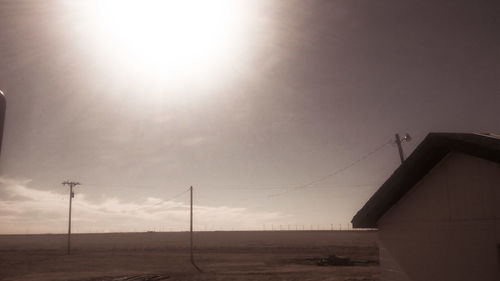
[0,230,379,281]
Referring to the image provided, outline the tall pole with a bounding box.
[68,184,72,254]
[395,133,411,164]
[0,91,6,158]
[190,186,193,257]
[62,181,80,255]
[395,133,405,164]
[190,186,202,272]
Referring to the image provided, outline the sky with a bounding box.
[0,0,498,234]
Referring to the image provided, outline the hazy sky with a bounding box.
[0,0,498,234]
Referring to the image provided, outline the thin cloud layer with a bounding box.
[0,177,287,234]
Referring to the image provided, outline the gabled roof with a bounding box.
[351,133,500,228]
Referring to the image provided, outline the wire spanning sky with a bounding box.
[0,0,498,234]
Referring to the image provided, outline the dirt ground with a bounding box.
[0,231,379,281]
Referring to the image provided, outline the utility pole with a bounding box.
[62,180,81,255]
[395,133,411,164]
[190,186,202,273]
[0,91,6,158]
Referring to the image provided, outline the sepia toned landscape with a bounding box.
[0,0,498,280]
[0,231,378,281]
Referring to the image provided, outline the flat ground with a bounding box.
[0,231,379,281]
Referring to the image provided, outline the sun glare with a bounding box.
[76,0,252,101]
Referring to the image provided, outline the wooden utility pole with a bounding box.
[395,133,411,164]
[0,91,6,157]
[190,186,202,272]
[62,180,80,255]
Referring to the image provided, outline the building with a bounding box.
[352,133,500,281]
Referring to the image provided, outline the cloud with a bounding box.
[180,136,209,147]
[0,177,287,234]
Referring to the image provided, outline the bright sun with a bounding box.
[76,0,252,98]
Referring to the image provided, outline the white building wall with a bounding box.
[378,243,412,281]
[377,152,500,281]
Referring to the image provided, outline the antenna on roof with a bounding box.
[395,133,411,164]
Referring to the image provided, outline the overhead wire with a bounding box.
[123,187,190,212]
[201,138,393,206]
[78,139,393,208]
[266,138,393,198]
[216,183,377,190]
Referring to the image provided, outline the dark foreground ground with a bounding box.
[0,231,379,281]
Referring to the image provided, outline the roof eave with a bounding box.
[351,132,500,229]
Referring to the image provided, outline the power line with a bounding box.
[85,182,377,192]
[81,139,392,196]
[266,139,393,198]
[214,183,378,190]
[56,139,392,218]
[204,139,392,207]
[126,187,190,212]
[83,182,165,189]
[173,139,392,203]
